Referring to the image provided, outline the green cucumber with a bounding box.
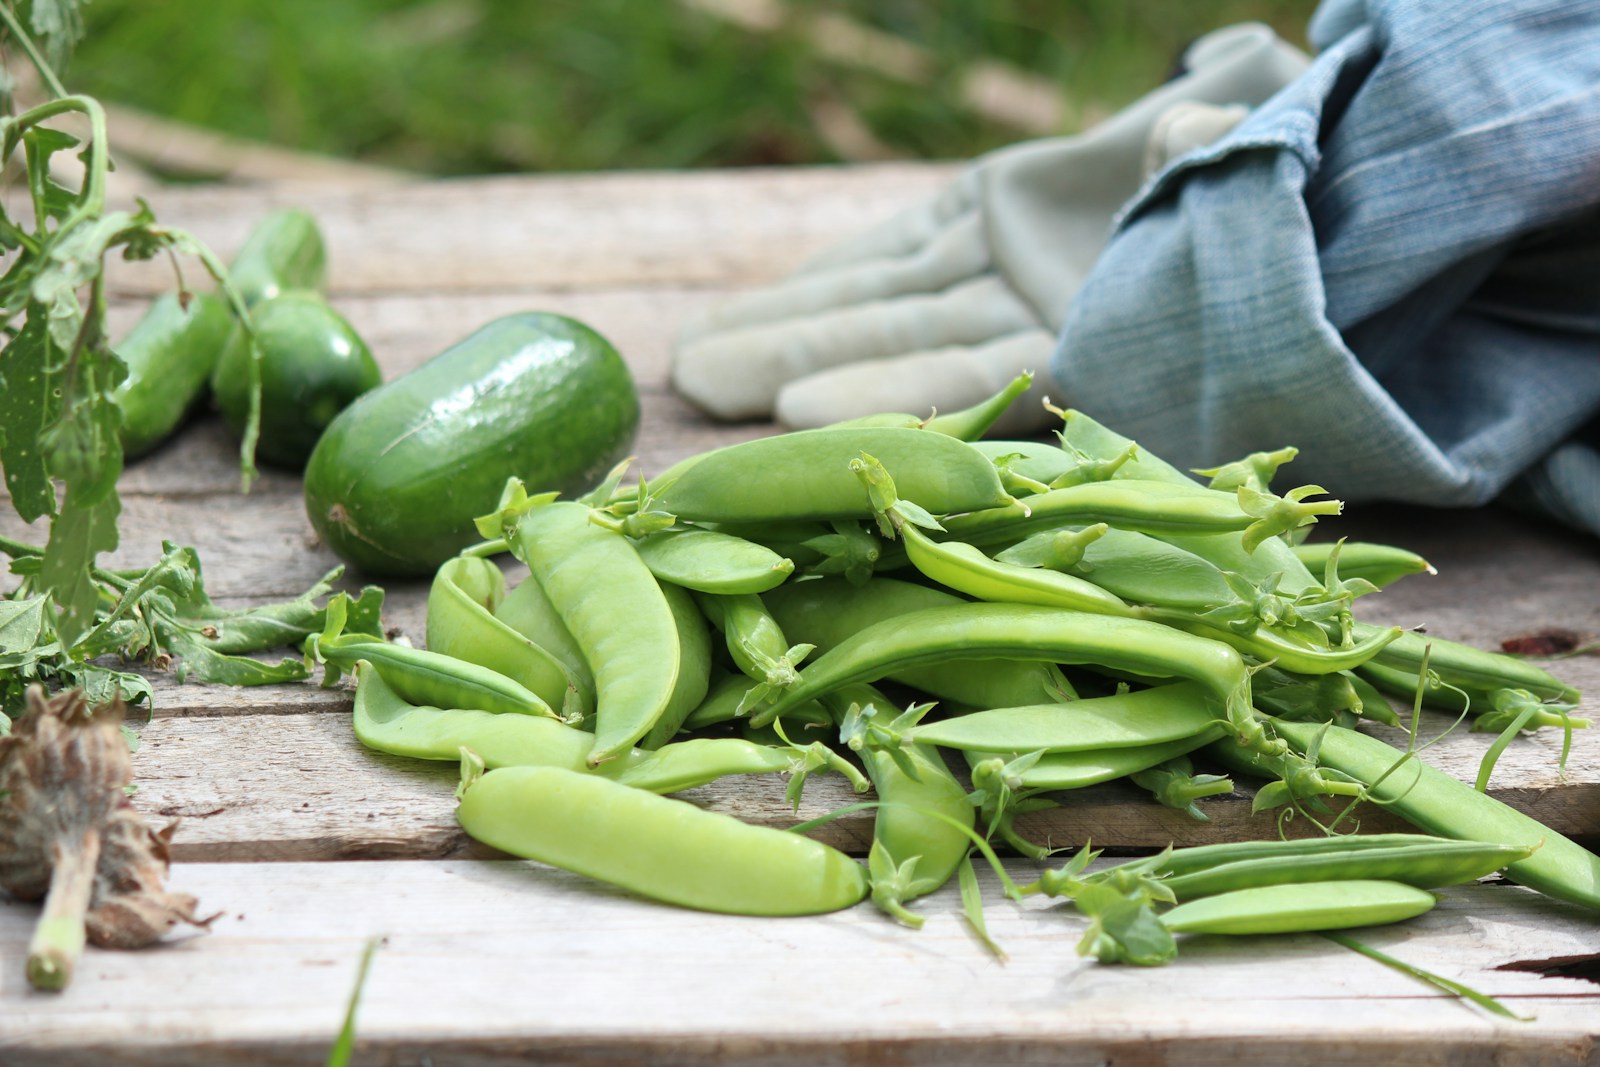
[113,291,233,458]
[228,208,328,305]
[304,311,639,576]
[211,292,382,470]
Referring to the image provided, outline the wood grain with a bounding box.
[0,861,1595,1066]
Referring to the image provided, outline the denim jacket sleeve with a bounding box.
[1051,0,1600,536]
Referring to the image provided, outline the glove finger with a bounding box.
[792,168,981,276]
[773,329,1058,436]
[672,275,1038,421]
[678,212,989,344]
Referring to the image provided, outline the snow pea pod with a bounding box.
[1135,607,1403,676]
[830,371,1036,442]
[509,501,681,764]
[1160,838,1534,901]
[309,628,558,720]
[653,426,1011,524]
[494,571,595,711]
[1273,718,1600,911]
[427,556,587,719]
[1291,540,1434,589]
[908,682,1220,754]
[820,683,976,925]
[1160,880,1436,936]
[763,575,1075,709]
[639,581,714,748]
[1001,526,1234,613]
[455,765,869,916]
[940,480,1256,546]
[1013,730,1225,792]
[900,522,1131,617]
[1355,626,1580,703]
[352,660,617,771]
[752,603,1276,757]
[633,527,795,595]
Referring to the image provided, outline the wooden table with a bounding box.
[2,165,1597,1066]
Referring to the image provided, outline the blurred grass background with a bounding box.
[63,0,1317,178]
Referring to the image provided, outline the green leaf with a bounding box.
[38,485,120,648]
[0,308,65,521]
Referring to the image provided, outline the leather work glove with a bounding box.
[671,22,1310,434]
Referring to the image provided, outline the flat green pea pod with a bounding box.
[1002,526,1235,613]
[697,592,815,716]
[864,747,975,927]
[1273,718,1600,911]
[1014,731,1225,792]
[508,499,681,764]
[455,763,870,916]
[1135,606,1403,677]
[1355,626,1580,703]
[1160,837,1535,901]
[753,603,1280,758]
[652,426,1011,524]
[427,557,588,721]
[633,527,795,594]
[1159,880,1437,936]
[353,660,612,771]
[939,480,1258,546]
[907,682,1221,754]
[827,372,1036,441]
[113,291,235,458]
[899,521,1131,617]
[355,663,860,798]
[307,594,559,719]
[494,572,596,712]
[1356,660,1588,731]
[1291,539,1434,589]
[763,576,1075,709]
[638,581,714,748]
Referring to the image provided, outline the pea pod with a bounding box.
[1002,526,1234,613]
[907,682,1220,754]
[829,372,1037,441]
[1160,880,1437,935]
[639,581,714,748]
[752,603,1277,758]
[633,527,795,594]
[352,660,614,771]
[307,595,558,719]
[1357,626,1580,703]
[698,592,814,716]
[763,576,1075,709]
[1273,718,1600,911]
[900,521,1131,617]
[1161,838,1535,901]
[455,764,869,916]
[939,480,1257,546]
[1014,731,1225,792]
[653,426,1011,523]
[426,556,587,720]
[494,572,596,712]
[1291,540,1434,589]
[509,500,682,764]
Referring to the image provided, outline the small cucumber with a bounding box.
[211,292,381,470]
[228,208,328,306]
[113,291,233,458]
[304,312,639,576]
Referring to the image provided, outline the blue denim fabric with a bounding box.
[1053,0,1600,536]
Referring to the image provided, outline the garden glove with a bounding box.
[1056,0,1600,536]
[671,22,1311,434]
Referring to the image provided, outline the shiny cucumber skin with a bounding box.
[113,291,233,458]
[228,207,328,305]
[304,312,639,576]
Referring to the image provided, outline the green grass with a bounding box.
[60,0,1317,177]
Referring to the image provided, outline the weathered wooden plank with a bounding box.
[126,693,1597,864]
[102,164,959,299]
[0,861,1594,1066]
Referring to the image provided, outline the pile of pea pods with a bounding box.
[316,375,1599,965]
